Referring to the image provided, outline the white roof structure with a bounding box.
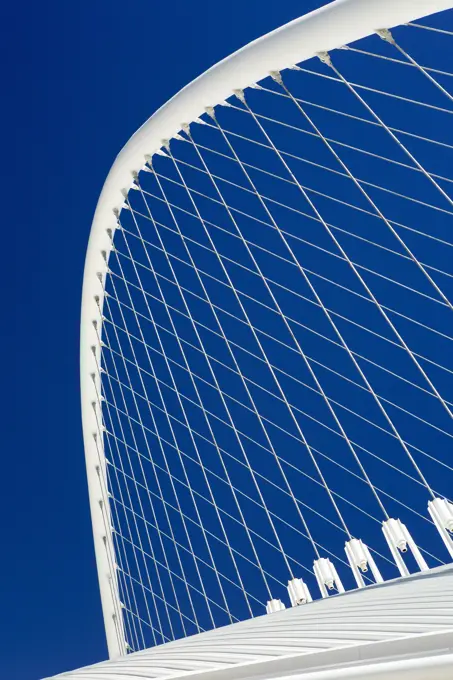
[46,565,453,679]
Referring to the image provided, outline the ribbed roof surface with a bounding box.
[47,566,453,679]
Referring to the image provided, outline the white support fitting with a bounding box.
[345,538,383,588]
[266,598,286,614]
[287,577,312,606]
[428,497,453,559]
[382,518,429,576]
[313,558,345,598]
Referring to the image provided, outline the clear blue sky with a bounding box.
[2,1,323,678]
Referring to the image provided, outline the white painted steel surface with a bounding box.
[80,0,453,659]
[45,566,453,679]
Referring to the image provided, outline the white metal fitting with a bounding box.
[269,70,283,84]
[313,558,345,598]
[428,497,453,559]
[345,538,383,588]
[382,518,428,576]
[346,538,368,572]
[266,598,286,614]
[287,577,312,606]
[233,89,246,103]
[316,51,332,66]
[376,28,395,44]
[383,517,408,552]
[429,497,453,532]
[317,558,334,589]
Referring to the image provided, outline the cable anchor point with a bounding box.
[376,28,395,44]
[345,538,383,588]
[314,558,345,598]
[265,598,286,614]
[233,89,246,103]
[287,577,312,606]
[428,498,453,559]
[204,106,216,119]
[382,518,428,576]
[317,51,332,67]
[269,70,283,85]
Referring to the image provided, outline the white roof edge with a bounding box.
[45,566,453,679]
[80,0,453,659]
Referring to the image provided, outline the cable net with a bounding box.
[95,11,453,651]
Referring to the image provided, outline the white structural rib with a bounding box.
[80,0,453,660]
[45,565,453,679]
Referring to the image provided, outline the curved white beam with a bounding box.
[80,0,453,658]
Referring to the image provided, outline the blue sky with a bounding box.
[3,1,453,679]
[3,2,324,678]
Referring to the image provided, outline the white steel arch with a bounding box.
[80,0,453,660]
